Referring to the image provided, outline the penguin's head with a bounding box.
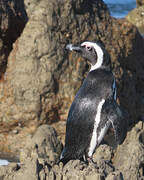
[66,41,111,71]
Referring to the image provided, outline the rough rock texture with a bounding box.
[24,0,41,18]
[136,0,144,7]
[19,125,63,166]
[105,171,124,180]
[0,0,27,78]
[0,0,143,154]
[1,122,144,180]
[126,5,144,34]
[113,121,144,180]
[0,124,121,180]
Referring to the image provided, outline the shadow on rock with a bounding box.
[0,0,28,78]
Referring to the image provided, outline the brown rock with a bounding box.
[0,122,144,180]
[136,0,144,7]
[126,5,144,34]
[0,125,116,180]
[113,121,144,180]
[0,151,117,180]
[84,174,103,180]
[0,163,20,180]
[0,0,27,78]
[105,171,124,180]
[0,0,143,154]
[24,0,41,18]
[19,125,63,165]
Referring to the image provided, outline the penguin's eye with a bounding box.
[86,46,92,51]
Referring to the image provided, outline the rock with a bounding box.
[0,159,104,180]
[19,125,63,165]
[0,163,20,180]
[126,5,144,34]
[93,144,113,162]
[51,121,66,144]
[24,0,41,18]
[0,0,143,154]
[0,151,116,180]
[105,171,124,180]
[2,122,144,180]
[113,121,144,180]
[84,174,103,180]
[0,125,62,180]
[0,0,27,78]
[0,125,116,180]
[53,158,114,180]
[3,160,38,180]
[136,0,144,7]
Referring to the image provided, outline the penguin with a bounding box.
[60,41,125,165]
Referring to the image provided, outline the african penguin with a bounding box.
[60,41,123,165]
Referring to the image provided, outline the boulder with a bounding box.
[19,125,63,165]
[0,125,129,179]
[1,122,144,180]
[126,5,144,34]
[0,125,62,180]
[105,171,124,180]
[136,0,144,7]
[0,0,27,78]
[113,121,144,180]
[0,0,143,154]
[0,124,121,179]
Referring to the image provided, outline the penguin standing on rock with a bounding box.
[60,41,125,165]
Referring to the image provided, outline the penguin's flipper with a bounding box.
[107,101,127,144]
[109,113,122,144]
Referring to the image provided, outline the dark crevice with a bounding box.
[139,163,144,178]
[0,0,28,79]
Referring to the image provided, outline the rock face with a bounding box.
[0,125,118,180]
[19,125,63,166]
[113,121,144,180]
[136,0,144,7]
[0,122,144,180]
[0,0,143,154]
[126,5,144,34]
[0,0,27,78]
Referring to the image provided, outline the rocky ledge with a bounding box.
[0,122,144,180]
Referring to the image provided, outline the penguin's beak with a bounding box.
[66,44,82,53]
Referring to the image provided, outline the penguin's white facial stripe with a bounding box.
[90,43,103,71]
[88,98,105,157]
[81,42,104,71]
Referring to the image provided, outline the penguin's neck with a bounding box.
[89,64,111,72]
